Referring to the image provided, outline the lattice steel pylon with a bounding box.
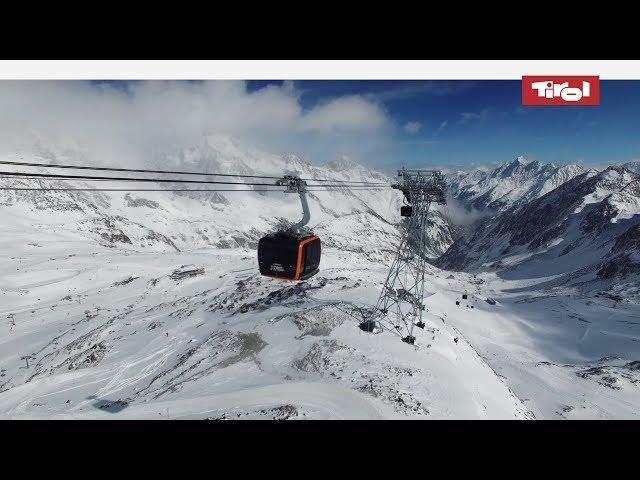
[359,168,446,344]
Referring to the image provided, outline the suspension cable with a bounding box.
[0,170,390,189]
[0,186,390,193]
[0,159,390,186]
[0,170,277,186]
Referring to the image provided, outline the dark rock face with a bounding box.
[610,224,640,254]
[581,201,619,235]
[500,172,595,247]
[597,259,622,279]
[124,194,161,209]
[559,242,577,256]
[101,231,132,245]
[597,224,640,279]
[145,231,180,252]
[597,254,640,279]
[436,237,472,270]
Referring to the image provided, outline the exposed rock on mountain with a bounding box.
[446,156,586,212]
[438,165,640,297]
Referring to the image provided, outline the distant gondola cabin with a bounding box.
[258,233,321,281]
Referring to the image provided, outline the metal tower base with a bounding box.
[358,320,377,333]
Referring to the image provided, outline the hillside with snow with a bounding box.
[1,144,639,420]
[439,165,640,299]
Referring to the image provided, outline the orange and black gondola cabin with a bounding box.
[258,233,321,281]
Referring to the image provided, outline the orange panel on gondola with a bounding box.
[258,233,321,281]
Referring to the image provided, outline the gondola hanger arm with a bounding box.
[275,175,310,232]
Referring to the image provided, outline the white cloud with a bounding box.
[299,95,387,133]
[434,197,493,227]
[404,121,422,134]
[457,107,495,125]
[0,81,390,166]
[365,81,476,102]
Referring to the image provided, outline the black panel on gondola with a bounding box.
[401,205,413,217]
[258,233,321,281]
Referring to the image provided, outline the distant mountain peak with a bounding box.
[325,155,361,172]
[623,160,640,174]
[446,157,587,213]
[282,153,311,169]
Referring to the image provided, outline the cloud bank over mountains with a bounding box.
[0,81,390,167]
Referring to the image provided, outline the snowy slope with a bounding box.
[0,239,531,419]
[425,269,640,419]
[2,230,637,419]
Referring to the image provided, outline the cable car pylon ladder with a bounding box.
[359,168,446,344]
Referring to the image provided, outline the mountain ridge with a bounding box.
[438,164,640,300]
[0,134,454,260]
[445,156,587,213]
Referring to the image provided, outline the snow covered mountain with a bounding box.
[0,136,526,420]
[439,165,640,299]
[446,156,586,212]
[2,137,638,420]
[0,134,454,260]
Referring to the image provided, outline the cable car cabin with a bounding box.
[401,205,413,217]
[258,233,321,281]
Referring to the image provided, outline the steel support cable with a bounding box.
[0,170,277,186]
[0,176,107,181]
[0,160,390,186]
[0,187,390,192]
[0,187,285,192]
[0,170,390,189]
[0,177,389,191]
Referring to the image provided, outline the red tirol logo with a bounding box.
[522,76,599,105]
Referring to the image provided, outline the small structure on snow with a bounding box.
[170,264,205,281]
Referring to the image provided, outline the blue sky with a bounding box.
[247,80,640,170]
[3,80,638,173]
